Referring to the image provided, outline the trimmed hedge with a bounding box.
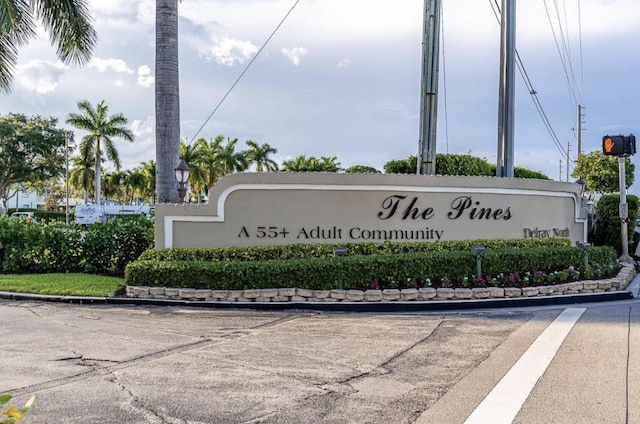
[138,238,572,262]
[125,245,618,291]
[0,216,153,274]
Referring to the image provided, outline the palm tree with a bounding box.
[124,170,146,204]
[199,136,248,190]
[102,171,125,204]
[0,0,97,92]
[66,100,134,206]
[179,140,207,202]
[282,155,311,172]
[216,137,249,176]
[320,156,341,172]
[244,140,279,172]
[69,152,95,203]
[156,0,180,203]
[139,160,157,203]
[282,155,340,172]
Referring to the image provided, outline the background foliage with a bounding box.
[382,154,550,179]
[593,194,638,254]
[0,114,66,213]
[0,216,153,274]
[572,151,635,199]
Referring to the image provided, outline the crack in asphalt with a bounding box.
[338,320,447,386]
[7,338,214,397]
[7,312,304,405]
[103,365,185,424]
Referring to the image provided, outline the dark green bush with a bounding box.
[125,246,617,291]
[138,238,572,262]
[0,216,153,274]
[593,194,638,254]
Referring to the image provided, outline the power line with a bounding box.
[542,0,582,107]
[488,0,572,164]
[187,0,304,144]
[577,0,585,102]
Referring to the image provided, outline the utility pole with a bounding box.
[496,0,516,177]
[417,0,441,175]
[566,142,571,182]
[559,159,562,181]
[576,105,584,156]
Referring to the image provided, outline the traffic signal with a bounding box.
[602,134,636,156]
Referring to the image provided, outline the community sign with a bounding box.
[154,173,588,249]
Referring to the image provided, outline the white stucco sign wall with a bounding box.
[155,173,587,249]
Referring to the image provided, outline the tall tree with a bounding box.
[102,170,125,203]
[216,137,249,176]
[139,160,157,203]
[156,0,180,203]
[282,155,340,172]
[124,170,146,203]
[572,150,635,199]
[0,0,96,92]
[179,140,207,202]
[199,136,248,189]
[244,140,279,172]
[66,100,134,206]
[69,151,95,203]
[0,113,65,213]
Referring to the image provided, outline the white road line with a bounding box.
[464,307,586,424]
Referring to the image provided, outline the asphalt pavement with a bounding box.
[1,274,639,423]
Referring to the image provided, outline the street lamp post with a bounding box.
[65,132,76,225]
[174,159,190,203]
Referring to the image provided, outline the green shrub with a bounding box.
[0,216,153,274]
[125,246,617,291]
[138,238,572,262]
[593,194,638,254]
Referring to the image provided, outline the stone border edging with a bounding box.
[125,264,636,303]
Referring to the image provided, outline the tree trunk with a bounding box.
[95,139,102,206]
[155,0,180,203]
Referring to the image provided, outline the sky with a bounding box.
[1,0,640,193]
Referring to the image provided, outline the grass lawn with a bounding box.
[0,273,125,297]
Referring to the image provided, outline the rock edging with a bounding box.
[125,264,636,303]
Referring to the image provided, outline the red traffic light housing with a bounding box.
[603,134,636,156]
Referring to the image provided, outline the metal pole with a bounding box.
[619,156,632,263]
[496,0,516,177]
[566,143,571,182]
[559,159,562,181]
[576,105,583,156]
[417,0,441,175]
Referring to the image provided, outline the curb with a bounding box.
[0,289,635,312]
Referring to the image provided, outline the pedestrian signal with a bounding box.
[602,134,636,156]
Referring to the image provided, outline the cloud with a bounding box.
[89,58,134,74]
[337,58,352,69]
[15,60,67,93]
[376,102,410,119]
[119,115,156,170]
[137,65,154,88]
[201,37,258,66]
[130,116,154,138]
[281,47,308,66]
